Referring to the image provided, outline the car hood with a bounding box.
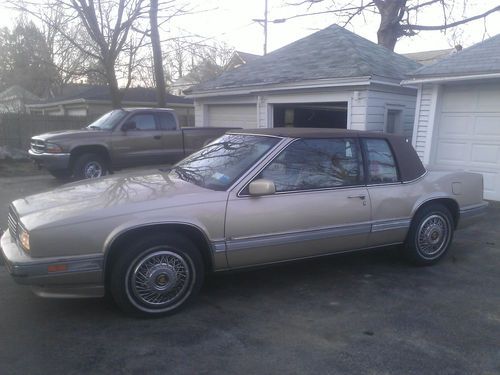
[12,171,222,230]
[32,128,109,141]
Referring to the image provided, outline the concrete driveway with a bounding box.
[0,171,499,375]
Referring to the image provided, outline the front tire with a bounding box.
[404,203,454,266]
[73,153,108,180]
[110,233,204,318]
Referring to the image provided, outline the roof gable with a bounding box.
[189,24,420,93]
[410,33,500,78]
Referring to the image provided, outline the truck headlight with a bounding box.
[45,142,63,153]
[19,228,30,252]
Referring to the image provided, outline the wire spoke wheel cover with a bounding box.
[126,248,195,312]
[416,214,451,259]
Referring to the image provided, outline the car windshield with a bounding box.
[87,110,127,130]
[169,134,280,191]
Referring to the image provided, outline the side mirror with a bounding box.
[122,121,136,131]
[249,179,276,196]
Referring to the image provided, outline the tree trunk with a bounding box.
[104,59,121,108]
[150,0,167,108]
[375,0,407,51]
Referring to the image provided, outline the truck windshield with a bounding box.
[169,134,280,191]
[87,110,127,130]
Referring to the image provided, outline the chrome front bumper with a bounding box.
[1,230,105,298]
[457,201,489,229]
[28,150,71,171]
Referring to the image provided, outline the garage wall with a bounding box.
[364,86,417,139]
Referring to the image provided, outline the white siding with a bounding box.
[412,84,436,160]
[364,86,418,138]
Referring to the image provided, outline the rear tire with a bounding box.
[404,203,454,266]
[73,153,108,180]
[110,233,204,318]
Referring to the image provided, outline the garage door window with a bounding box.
[260,138,363,192]
[363,139,399,184]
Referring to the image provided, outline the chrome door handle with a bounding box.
[348,194,366,200]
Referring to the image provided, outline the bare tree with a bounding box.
[290,1,500,51]
[149,0,167,107]
[12,0,149,106]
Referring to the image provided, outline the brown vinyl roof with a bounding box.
[228,127,390,139]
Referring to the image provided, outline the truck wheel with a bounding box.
[73,153,107,179]
[110,233,204,318]
[404,203,454,266]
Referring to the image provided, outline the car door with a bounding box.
[111,112,166,167]
[224,137,371,268]
[362,137,415,246]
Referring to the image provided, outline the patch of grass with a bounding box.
[0,159,47,177]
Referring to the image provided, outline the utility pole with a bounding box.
[263,0,268,55]
[253,0,285,55]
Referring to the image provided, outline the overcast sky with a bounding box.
[168,0,500,55]
[1,0,500,55]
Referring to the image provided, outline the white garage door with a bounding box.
[207,104,257,128]
[434,83,500,201]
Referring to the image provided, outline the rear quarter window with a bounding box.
[362,138,399,184]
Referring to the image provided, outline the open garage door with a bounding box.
[273,102,348,129]
[207,104,257,128]
[433,83,500,201]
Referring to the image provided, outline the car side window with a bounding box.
[128,114,157,131]
[259,138,364,192]
[362,138,399,184]
[158,112,177,131]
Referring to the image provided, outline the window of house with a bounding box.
[129,114,157,131]
[362,138,399,184]
[158,112,177,130]
[385,109,403,134]
[259,138,364,192]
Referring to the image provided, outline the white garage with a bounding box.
[207,104,257,128]
[405,32,500,201]
[434,84,500,200]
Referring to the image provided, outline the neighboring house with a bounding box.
[226,51,260,70]
[403,33,500,201]
[0,85,41,113]
[403,47,460,66]
[26,85,195,126]
[170,51,261,96]
[186,24,421,139]
[170,75,198,97]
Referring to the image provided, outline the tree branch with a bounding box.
[405,5,500,31]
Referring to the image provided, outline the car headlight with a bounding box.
[19,227,30,252]
[45,142,63,153]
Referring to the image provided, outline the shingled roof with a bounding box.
[40,85,193,105]
[189,24,420,93]
[409,33,500,78]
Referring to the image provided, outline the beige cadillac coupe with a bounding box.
[1,129,488,317]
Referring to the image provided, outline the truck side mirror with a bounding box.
[122,121,136,131]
